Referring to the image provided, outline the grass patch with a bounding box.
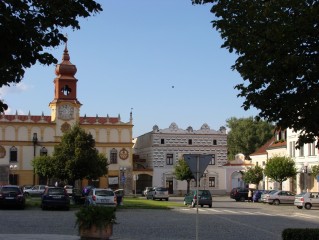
[118,197,184,209]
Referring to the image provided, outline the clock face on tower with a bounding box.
[58,104,74,120]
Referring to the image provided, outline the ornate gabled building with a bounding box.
[134,122,228,195]
[0,43,134,192]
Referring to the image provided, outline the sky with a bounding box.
[1,0,258,138]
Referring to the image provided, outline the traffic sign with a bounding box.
[183,154,213,178]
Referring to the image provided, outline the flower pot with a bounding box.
[79,223,113,240]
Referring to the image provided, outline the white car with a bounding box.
[294,192,319,210]
[85,188,117,207]
[265,190,295,205]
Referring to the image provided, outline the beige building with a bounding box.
[0,43,134,192]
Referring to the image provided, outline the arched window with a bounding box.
[10,146,17,162]
[40,147,48,156]
[110,148,118,164]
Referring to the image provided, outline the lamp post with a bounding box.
[303,162,309,192]
[120,167,126,190]
[262,162,266,190]
[9,164,18,185]
[32,133,38,185]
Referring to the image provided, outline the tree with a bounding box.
[311,165,319,178]
[242,166,263,189]
[192,0,319,148]
[174,159,194,194]
[0,1,102,112]
[264,155,297,190]
[32,155,56,185]
[53,124,108,184]
[227,117,274,160]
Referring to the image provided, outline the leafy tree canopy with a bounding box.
[264,155,297,190]
[192,0,319,147]
[311,165,319,177]
[32,155,56,185]
[0,0,102,112]
[242,165,263,188]
[53,124,108,183]
[174,159,194,193]
[227,117,274,160]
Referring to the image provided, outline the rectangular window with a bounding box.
[110,150,117,164]
[209,177,215,187]
[10,147,17,162]
[209,154,215,165]
[166,154,173,165]
[292,141,295,157]
[188,139,192,145]
[161,139,165,144]
[308,142,316,156]
[213,140,217,145]
[299,144,304,157]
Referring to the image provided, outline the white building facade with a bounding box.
[134,123,228,195]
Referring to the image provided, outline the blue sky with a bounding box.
[1,0,258,138]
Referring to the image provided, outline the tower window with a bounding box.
[61,85,71,96]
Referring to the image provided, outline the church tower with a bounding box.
[49,41,82,133]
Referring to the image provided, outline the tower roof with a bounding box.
[55,41,77,77]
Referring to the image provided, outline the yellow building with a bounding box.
[0,43,134,191]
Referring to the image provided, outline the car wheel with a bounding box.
[305,203,312,210]
[273,199,280,205]
[166,198,168,201]
[209,204,212,208]
[239,196,245,202]
[296,206,303,209]
[200,205,203,208]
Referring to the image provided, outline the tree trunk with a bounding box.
[187,180,190,194]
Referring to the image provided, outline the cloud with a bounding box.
[0,82,30,97]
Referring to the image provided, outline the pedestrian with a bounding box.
[248,189,252,202]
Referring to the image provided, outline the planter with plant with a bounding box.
[75,205,116,240]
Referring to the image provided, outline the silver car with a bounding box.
[265,190,295,205]
[146,187,169,201]
[294,192,319,210]
[85,188,117,207]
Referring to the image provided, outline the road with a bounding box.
[0,196,318,240]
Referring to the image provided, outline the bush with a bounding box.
[282,228,319,240]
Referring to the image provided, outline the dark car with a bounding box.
[184,190,212,208]
[72,188,85,205]
[0,185,26,209]
[41,187,70,210]
[230,187,254,202]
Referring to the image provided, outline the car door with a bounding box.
[310,192,319,207]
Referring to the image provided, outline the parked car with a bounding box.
[85,188,117,207]
[146,187,169,201]
[72,188,85,205]
[143,187,153,196]
[0,185,26,209]
[260,190,278,203]
[41,186,70,210]
[294,192,319,210]
[230,187,253,202]
[253,190,271,202]
[265,190,295,205]
[184,190,212,208]
[23,185,46,197]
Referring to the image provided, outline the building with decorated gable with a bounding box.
[133,122,228,195]
[0,43,134,192]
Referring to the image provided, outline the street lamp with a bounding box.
[262,161,266,190]
[9,164,18,185]
[32,133,38,185]
[119,167,126,190]
[303,162,309,192]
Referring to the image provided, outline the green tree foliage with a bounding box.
[192,0,319,148]
[227,117,274,160]
[242,166,263,189]
[32,155,56,185]
[174,159,194,194]
[264,155,297,190]
[0,0,102,112]
[311,165,319,178]
[53,124,108,184]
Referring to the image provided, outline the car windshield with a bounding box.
[95,190,114,196]
[155,187,167,191]
[48,188,65,195]
[268,190,278,195]
[296,192,306,197]
[2,187,20,193]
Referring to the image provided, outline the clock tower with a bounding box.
[49,41,82,130]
